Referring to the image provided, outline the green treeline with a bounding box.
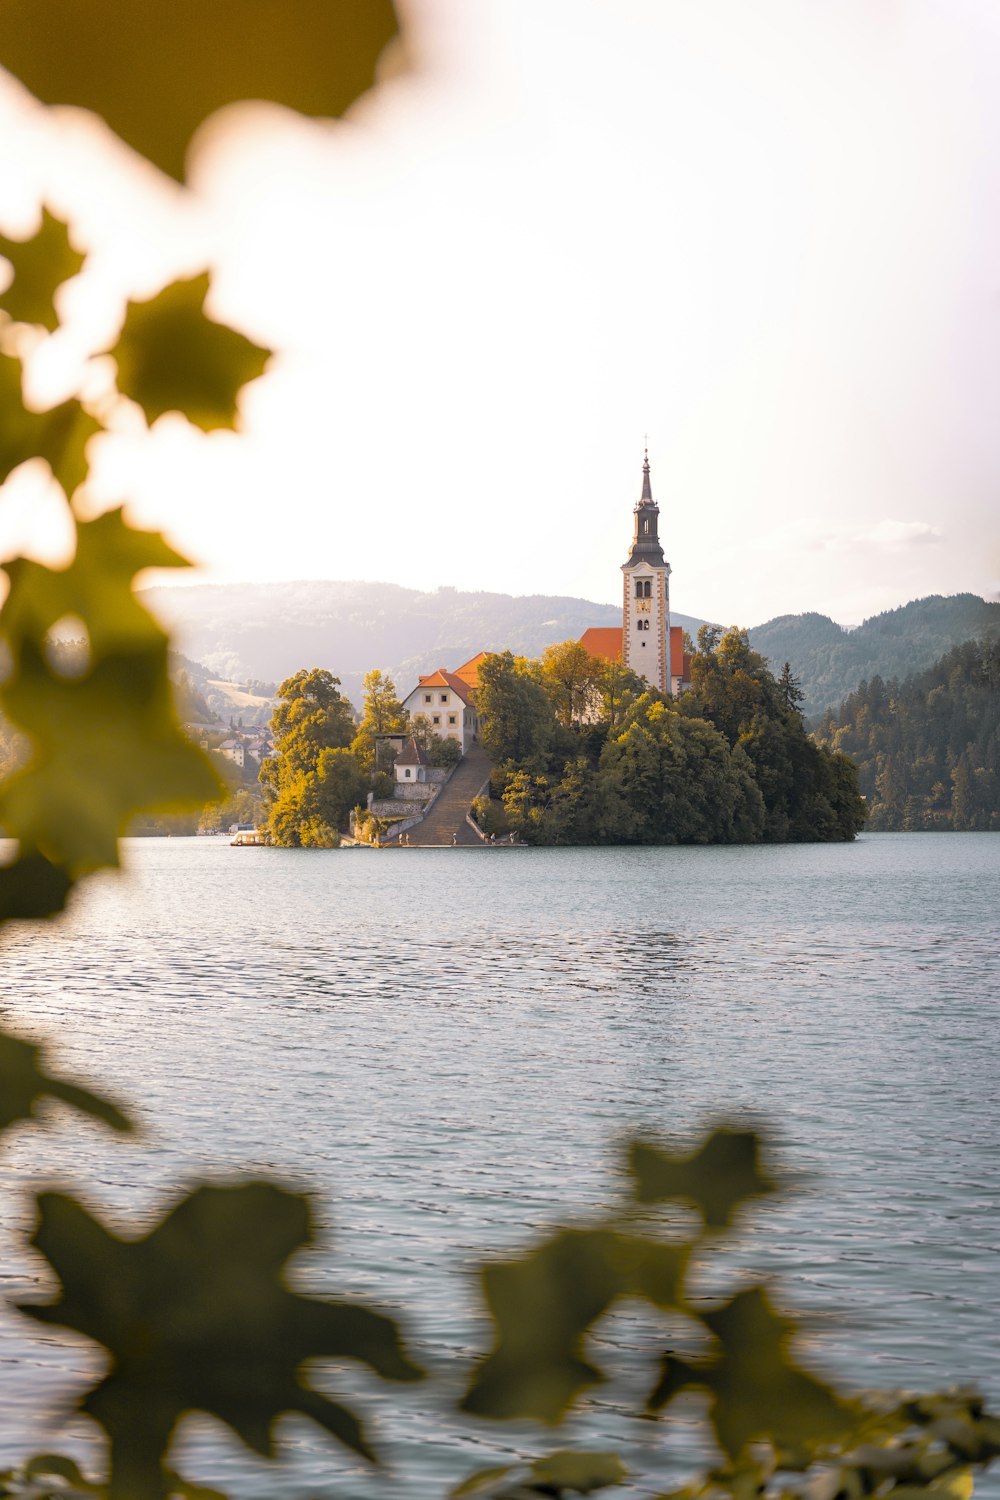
[817,635,1000,831]
[259,666,459,845]
[475,628,865,844]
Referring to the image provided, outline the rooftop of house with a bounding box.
[395,736,431,767]
[413,668,475,706]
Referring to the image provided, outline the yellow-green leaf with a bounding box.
[0,0,401,182]
[0,1027,132,1136]
[0,642,221,871]
[0,511,220,876]
[0,350,101,497]
[0,209,85,330]
[530,1451,629,1494]
[451,1452,627,1500]
[647,1287,855,1460]
[462,1228,687,1423]
[20,1182,424,1492]
[1,510,191,659]
[628,1128,779,1228]
[108,275,271,431]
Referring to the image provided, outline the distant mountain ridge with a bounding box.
[142,580,998,721]
[142,579,706,709]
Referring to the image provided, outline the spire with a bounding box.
[641,444,653,502]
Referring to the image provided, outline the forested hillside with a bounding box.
[749,594,1000,717]
[817,635,1000,830]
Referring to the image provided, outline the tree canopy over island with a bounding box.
[474,627,866,845]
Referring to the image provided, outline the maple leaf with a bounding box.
[0,0,401,182]
[462,1228,687,1423]
[20,1182,424,1493]
[452,1450,628,1499]
[647,1286,855,1459]
[0,1027,132,1136]
[0,208,85,330]
[628,1127,779,1228]
[108,276,271,431]
[0,350,101,498]
[0,511,221,877]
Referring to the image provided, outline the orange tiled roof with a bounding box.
[579,627,623,663]
[416,668,474,706]
[452,651,489,689]
[395,736,430,767]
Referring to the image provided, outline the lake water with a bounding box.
[0,833,998,1499]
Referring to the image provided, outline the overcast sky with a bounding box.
[1,0,998,627]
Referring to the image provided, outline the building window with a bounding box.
[440,693,448,703]
[448,715,456,725]
[433,715,440,725]
[635,580,644,599]
[424,693,431,703]
[643,518,650,534]
[643,579,651,598]
[404,768,411,778]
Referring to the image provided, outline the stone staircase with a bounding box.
[405,744,493,846]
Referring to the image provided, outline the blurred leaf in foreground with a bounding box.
[648,1286,854,1458]
[0,209,85,330]
[462,1228,687,1423]
[108,275,271,431]
[20,1182,425,1497]
[0,510,221,887]
[0,1029,132,1137]
[452,1450,628,1498]
[0,351,101,498]
[628,1127,779,1228]
[0,0,401,181]
[0,1453,230,1498]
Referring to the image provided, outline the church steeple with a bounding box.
[621,442,673,695]
[640,445,653,502]
[625,447,665,567]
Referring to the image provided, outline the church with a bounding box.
[579,449,691,695]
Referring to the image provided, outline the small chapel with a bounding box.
[579,449,691,696]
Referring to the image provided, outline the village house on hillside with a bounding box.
[400,652,487,752]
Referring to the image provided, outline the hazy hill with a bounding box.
[143,580,705,709]
[144,581,999,722]
[748,594,1000,718]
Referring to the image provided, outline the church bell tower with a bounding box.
[622,448,672,695]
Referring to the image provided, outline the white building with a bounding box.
[400,653,486,753]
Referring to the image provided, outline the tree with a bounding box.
[597,658,648,731]
[477,651,554,762]
[351,669,408,774]
[260,669,361,844]
[539,640,604,728]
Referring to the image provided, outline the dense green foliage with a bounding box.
[258,668,364,846]
[477,632,865,845]
[749,594,1000,718]
[817,635,1000,830]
